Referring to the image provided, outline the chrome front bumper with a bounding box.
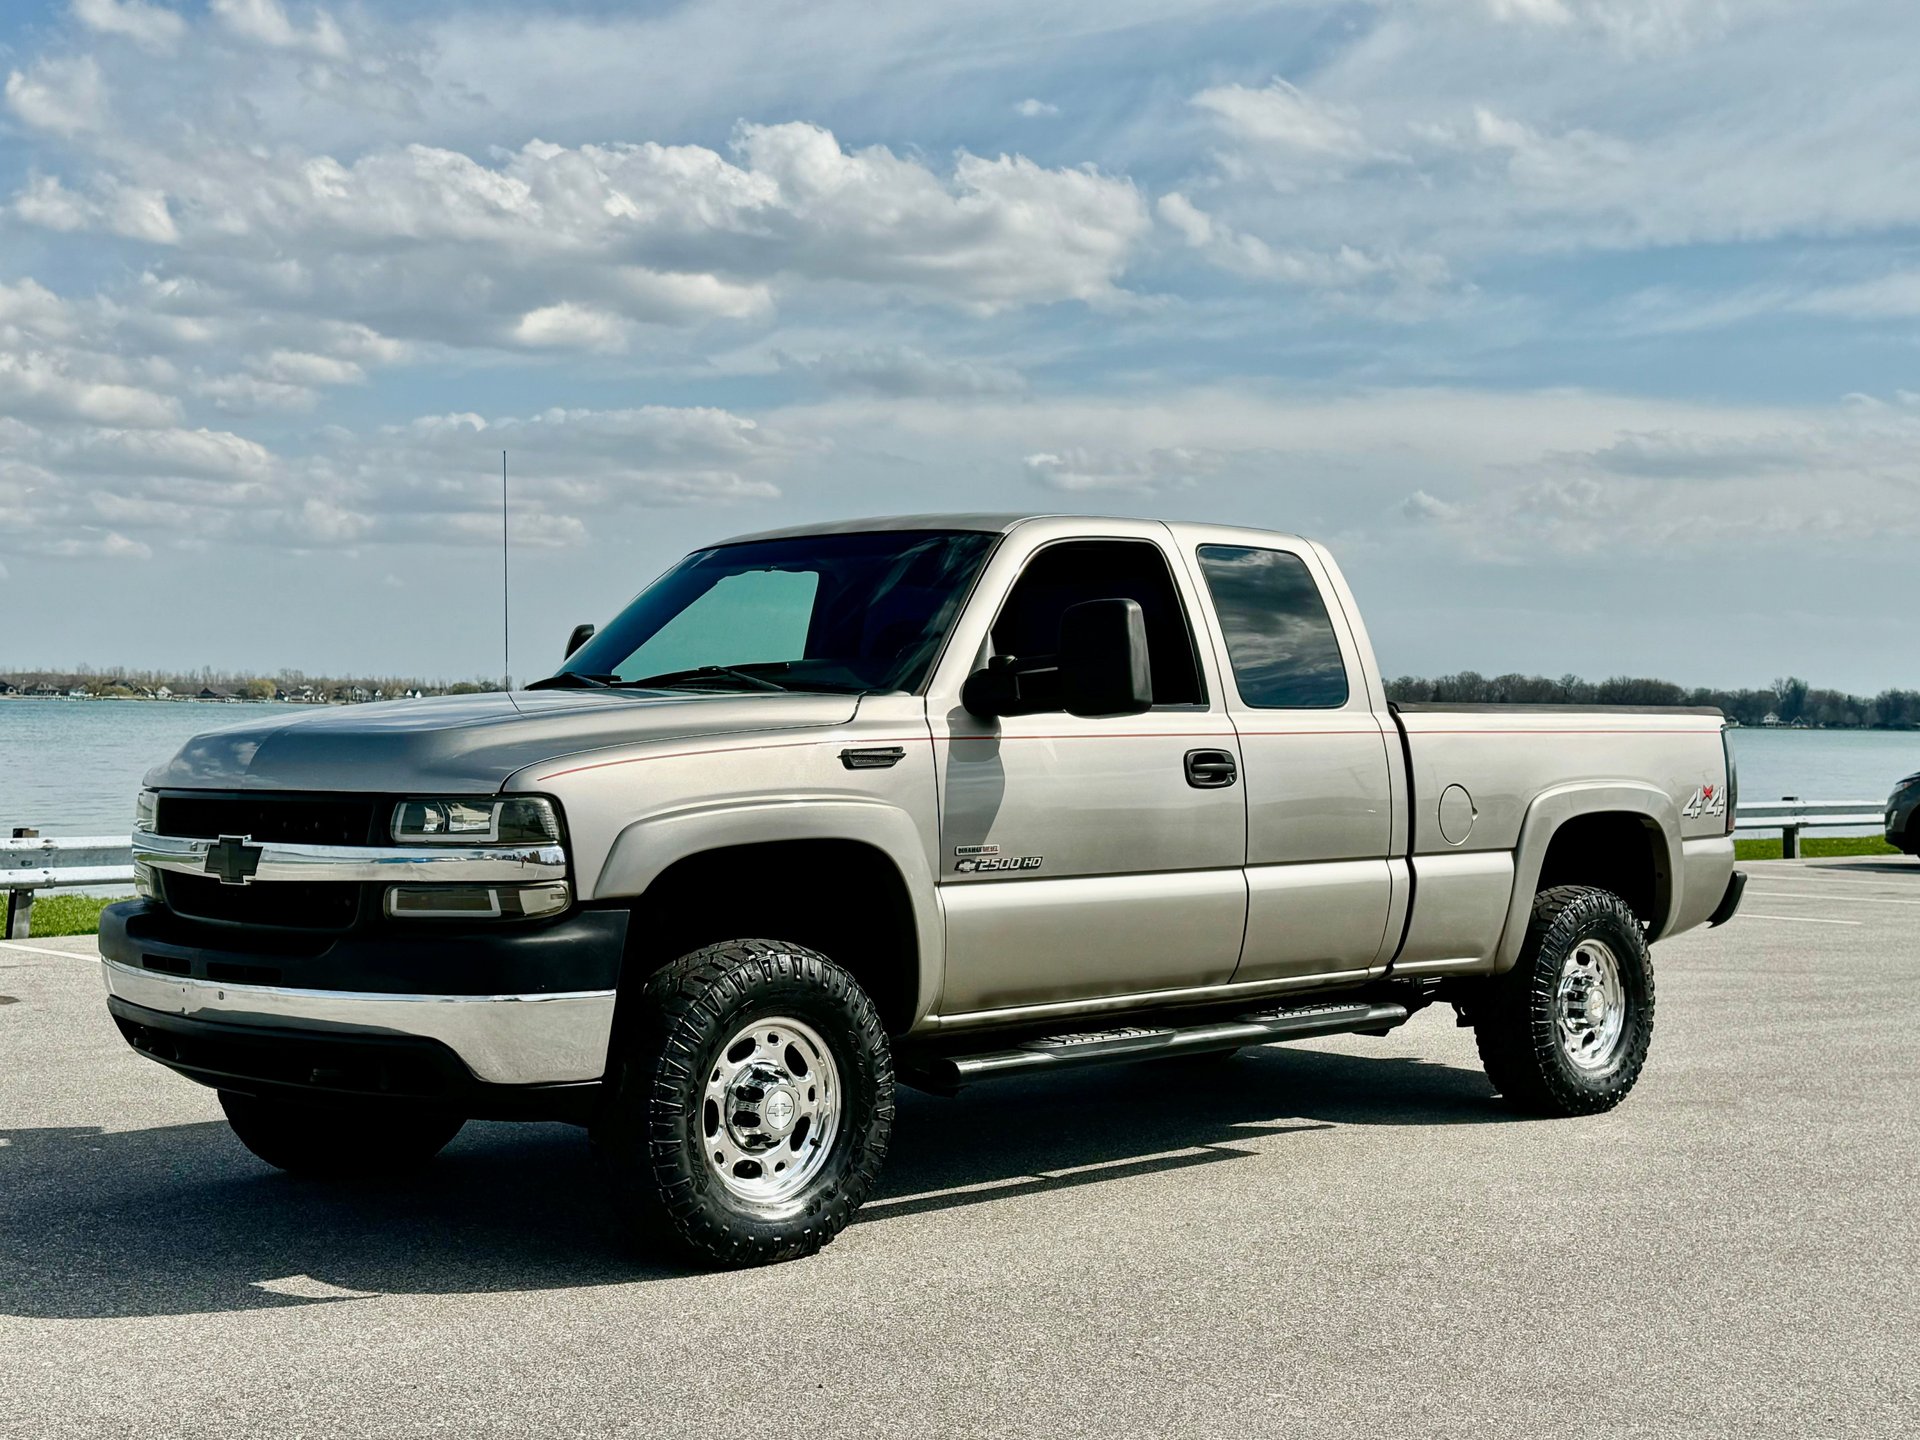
[100,958,614,1086]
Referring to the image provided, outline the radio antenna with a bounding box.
[501,449,513,702]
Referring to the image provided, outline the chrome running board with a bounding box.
[905,1000,1412,1090]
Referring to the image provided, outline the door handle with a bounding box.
[1185,749,1238,788]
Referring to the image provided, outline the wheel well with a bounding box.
[1535,811,1669,930]
[615,839,921,1036]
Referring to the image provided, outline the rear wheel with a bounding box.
[1470,885,1655,1117]
[594,939,894,1268]
[218,1092,464,1177]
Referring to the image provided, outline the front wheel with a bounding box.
[218,1092,465,1177]
[1470,885,1655,1117]
[594,939,894,1268]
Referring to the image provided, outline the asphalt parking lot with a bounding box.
[3,858,1916,1439]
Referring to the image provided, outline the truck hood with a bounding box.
[144,690,863,794]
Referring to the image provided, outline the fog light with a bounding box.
[384,882,570,921]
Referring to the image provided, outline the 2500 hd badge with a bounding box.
[955,854,1043,873]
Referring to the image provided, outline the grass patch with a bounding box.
[8,893,134,938]
[1735,835,1903,861]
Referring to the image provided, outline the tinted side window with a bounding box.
[1196,545,1349,709]
[993,540,1204,706]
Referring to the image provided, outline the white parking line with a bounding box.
[1740,913,1864,927]
[1749,890,1920,907]
[0,940,101,959]
[1767,870,1918,888]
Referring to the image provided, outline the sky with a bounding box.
[2,0,1917,691]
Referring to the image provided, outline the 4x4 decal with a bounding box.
[1681,784,1727,821]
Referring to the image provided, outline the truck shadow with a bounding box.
[0,1046,1502,1319]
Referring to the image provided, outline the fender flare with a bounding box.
[1495,782,1683,972]
[593,796,944,1026]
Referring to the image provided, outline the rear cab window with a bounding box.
[1194,545,1349,709]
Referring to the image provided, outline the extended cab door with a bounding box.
[1179,531,1400,986]
[928,521,1248,1018]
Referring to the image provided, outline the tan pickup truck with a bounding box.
[101,514,1744,1266]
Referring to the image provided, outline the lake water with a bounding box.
[3,697,1916,838]
[1,700,307,836]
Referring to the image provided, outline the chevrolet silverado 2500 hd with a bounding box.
[101,514,1746,1266]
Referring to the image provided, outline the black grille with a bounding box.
[162,872,362,931]
[156,794,379,846]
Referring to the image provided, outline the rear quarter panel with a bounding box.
[1395,709,1732,972]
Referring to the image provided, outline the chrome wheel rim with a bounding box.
[1554,939,1628,1073]
[702,1015,840,1208]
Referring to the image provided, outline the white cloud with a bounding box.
[10,123,1150,354]
[252,350,365,387]
[0,399,800,565]
[1168,5,1920,287]
[209,0,349,61]
[4,56,110,136]
[1014,98,1060,118]
[1191,78,1370,161]
[0,351,179,428]
[1414,106,1632,190]
[55,426,276,481]
[1400,489,1461,523]
[1796,270,1920,320]
[1475,0,1729,54]
[9,173,178,242]
[779,347,1026,398]
[513,303,630,353]
[71,0,188,53]
[1023,446,1220,494]
[38,530,153,560]
[1157,191,1453,312]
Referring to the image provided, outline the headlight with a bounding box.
[385,882,571,921]
[135,790,157,833]
[391,797,560,845]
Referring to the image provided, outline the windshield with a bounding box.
[557,529,999,694]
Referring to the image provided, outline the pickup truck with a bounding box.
[101,514,1746,1267]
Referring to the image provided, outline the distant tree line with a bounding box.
[0,664,505,702]
[1385,673,1920,729]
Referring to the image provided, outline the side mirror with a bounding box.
[959,597,1153,720]
[565,623,596,658]
[961,654,1059,719]
[1058,598,1152,717]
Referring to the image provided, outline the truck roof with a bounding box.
[719,513,1305,546]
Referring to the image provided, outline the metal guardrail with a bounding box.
[3,829,137,939]
[1,796,1896,938]
[1731,798,1890,859]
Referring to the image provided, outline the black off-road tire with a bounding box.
[218,1092,465,1177]
[1471,885,1655,1117]
[594,939,894,1268]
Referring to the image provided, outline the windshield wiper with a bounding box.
[525,672,617,690]
[613,666,790,693]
